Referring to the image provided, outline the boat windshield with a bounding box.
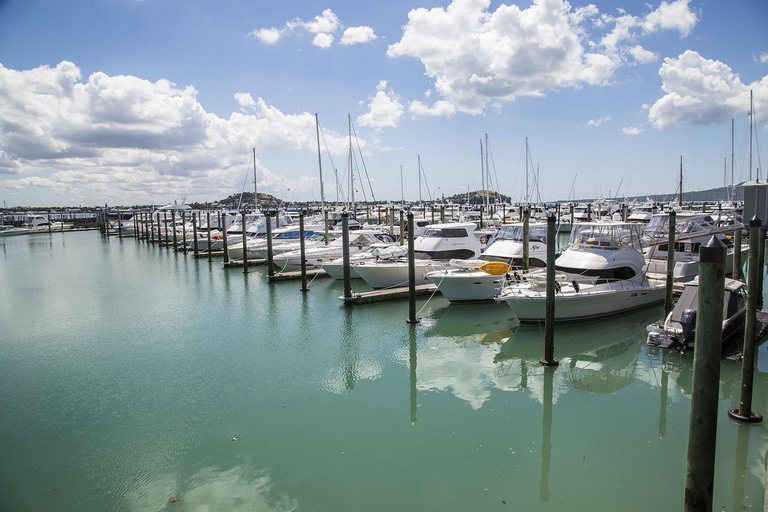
[421,227,468,238]
[495,225,547,242]
[570,223,641,251]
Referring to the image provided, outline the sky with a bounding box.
[0,0,767,207]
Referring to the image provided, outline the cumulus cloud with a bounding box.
[387,0,698,116]
[251,8,345,48]
[756,52,768,64]
[357,80,404,129]
[340,26,377,46]
[250,27,283,45]
[312,33,334,49]
[622,125,643,135]
[0,61,351,203]
[409,100,457,118]
[648,50,768,130]
[587,116,612,127]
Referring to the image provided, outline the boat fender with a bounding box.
[554,281,562,293]
[572,280,580,293]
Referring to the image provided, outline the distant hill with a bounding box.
[573,183,744,204]
[444,189,512,205]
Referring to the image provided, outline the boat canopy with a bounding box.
[569,222,643,252]
[495,223,548,243]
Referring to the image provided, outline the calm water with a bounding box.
[2,231,768,511]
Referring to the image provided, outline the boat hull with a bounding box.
[426,270,505,301]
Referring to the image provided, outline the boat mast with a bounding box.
[348,114,355,215]
[479,139,484,210]
[315,113,326,219]
[749,90,754,181]
[253,147,258,210]
[525,137,529,205]
[418,155,422,205]
[400,164,404,208]
[485,133,490,211]
[731,118,735,201]
[679,155,683,207]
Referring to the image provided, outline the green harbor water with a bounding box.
[2,231,768,511]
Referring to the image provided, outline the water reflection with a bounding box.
[409,326,417,425]
[540,366,554,501]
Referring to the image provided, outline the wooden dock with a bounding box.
[268,269,329,281]
[194,250,225,258]
[224,258,266,268]
[340,284,439,304]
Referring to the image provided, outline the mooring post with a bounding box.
[399,209,405,246]
[171,210,178,249]
[732,228,742,280]
[192,212,198,256]
[206,212,213,262]
[684,235,726,512]
[149,213,155,243]
[181,211,187,254]
[728,217,763,424]
[342,212,352,300]
[622,203,629,222]
[407,211,419,325]
[759,227,766,309]
[299,212,309,292]
[389,207,394,235]
[163,212,169,246]
[587,203,592,222]
[274,209,279,228]
[440,205,445,223]
[222,213,230,264]
[541,214,558,366]
[523,207,530,271]
[117,211,123,237]
[569,203,575,225]
[665,211,677,319]
[241,211,249,274]
[480,205,484,229]
[323,209,329,246]
[266,213,275,278]
[431,206,435,223]
[48,210,52,235]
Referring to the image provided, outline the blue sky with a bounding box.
[0,0,767,206]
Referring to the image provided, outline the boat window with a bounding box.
[422,228,468,238]
[555,265,636,281]
[415,249,476,260]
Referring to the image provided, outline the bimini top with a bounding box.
[569,222,643,252]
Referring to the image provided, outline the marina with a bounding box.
[3,223,768,511]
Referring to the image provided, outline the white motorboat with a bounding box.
[353,222,482,289]
[424,222,551,302]
[273,231,397,272]
[323,243,405,279]
[227,223,327,261]
[22,214,73,233]
[643,212,746,282]
[0,225,30,236]
[496,222,665,322]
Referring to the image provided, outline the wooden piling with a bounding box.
[192,212,198,256]
[117,211,123,237]
[665,211,677,319]
[728,217,763,423]
[206,212,212,262]
[181,211,187,254]
[163,212,168,245]
[149,213,155,244]
[407,211,419,324]
[399,209,404,246]
[732,228,742,281]
[299,212,309,292]
[541,214,558,366]
[241,211,249,274]
[266,213,275,278]
[440,205,445,223]
[342,212,352,300]
[759,228,766,309]
[684,235,726,512]
[171,210,177,249]
[523,208,530,271]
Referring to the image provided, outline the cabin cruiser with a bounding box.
[643,212,746,282]
[424,222,550,302]
[22,214,73,233]
[627,201,658,224]
[646,277,746,352]
[227,223,326,261]
[273,231,397,272]
[0,225,30,236]
[353,222,482,289]
[323,243,405,279]
[496,222,664,322]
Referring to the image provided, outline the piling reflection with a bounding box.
[540,366,554,501]
[409,326,418,425]
[341,306,358,391]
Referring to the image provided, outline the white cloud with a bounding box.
[622,125,643,135]
[357,80,404,129]
[648,50,768,130]
[628,45,657,64]
[289,8,339,34]
[642,0,698,36]
[409,100,457,118]
[340,26,377,46]
[587,116,612,127]
[250,27,283,45]
[387,0,696,116]
[756,52,768,64]
[311,33,334,49]
[0,61,352,203]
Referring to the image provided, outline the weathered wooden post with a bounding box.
[622,203,629,222]
[479,205,484,229]
[523,207,530,271]
[389,207,394,235]
[48,211,52,235]
[206,212,213,262]
[299,212,309,292]
[192,212,198,256]
[441,205,445,223]
[171,210,177,249]
[587,203,592,222]
[324,209,329,246]
[541,214,558,366]
[502,204,506,224]
[399,209,405,246]
[241,211,249,274]
[732,228,742,280]
[569,203,574,225]
[407,211,419,325]
[728,217,763,424]
[266,213,275,278]
[163,211,169,245]
[342,212,352,300]
[222,213,230,264]
[664,211,677,319]
[758,227,766,309]
[684,235,726,512]
[181,211,187,254]
[149,213,155,243]
[117,211,123,237]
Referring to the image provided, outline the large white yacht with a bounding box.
[496,222,664,322]
[273,230,397,272]
[353,222,482,289]
[424,221,551,302]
